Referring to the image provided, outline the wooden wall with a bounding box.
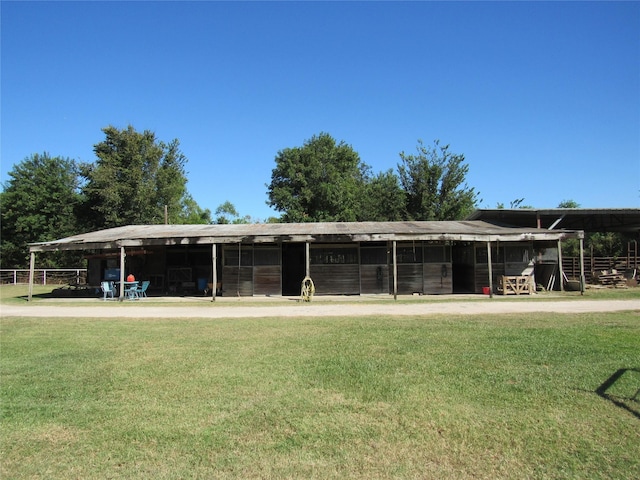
[311,265,360,295]
[254,266,281,295]
[360,265,389,294]
[424,263,453,294]
[222,266,253,296]
[397,264,423,294]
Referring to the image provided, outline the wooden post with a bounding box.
[487,241,494,298]
[211,243,217,302]
[305,242,310,278]
[557,239,565,292]
[392,240,398,300]
[119,246,126,301]
[28,251,35,302]
[237,243,241,297]
[579,237,585,295]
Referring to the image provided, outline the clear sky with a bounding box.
[2,1,639,221]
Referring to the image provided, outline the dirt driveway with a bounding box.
[2,296,639,319]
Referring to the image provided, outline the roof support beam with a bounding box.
[557,239,565,292]
[211,243,217,302]
[28,251,35,302]
[119,247,126,301]
[392,241,398,301]
[580,237,586,295]
[548,214,566,230]
[486,241,494,298]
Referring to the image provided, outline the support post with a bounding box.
[579,236,586,295]
[305,242,310,278]
[211,243,217,302]
[119,246,126,301]
[557,239,565,292]
[392,240,398,300]
[28,251,35,302]
[486,241,494,298]
[237,243,241,297]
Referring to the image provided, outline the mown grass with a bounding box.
[1,311,639,479]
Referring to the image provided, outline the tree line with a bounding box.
[3,125,625,268]
[266,133,478,223]
[1,126,480,267]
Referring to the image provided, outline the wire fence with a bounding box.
[0,269,87,285]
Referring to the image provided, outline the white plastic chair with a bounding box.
[101,281,115,300]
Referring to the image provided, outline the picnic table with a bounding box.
[115,281,140,300]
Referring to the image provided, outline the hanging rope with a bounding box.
[300,276,315,302]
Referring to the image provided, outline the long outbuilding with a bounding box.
[28,220,585,301]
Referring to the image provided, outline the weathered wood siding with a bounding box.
[253,246,281,296]
[397,264,423,294]
[310,265,360,295]
[360,265,389,294]
[424,263,453,294]
[254,266,281,295]
[222,266,253,296]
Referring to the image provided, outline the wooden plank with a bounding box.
[397,264,423,294]
[222,266,253,296]
[310,265,360,295]
[360,264,389,294]
[254,265,281,295]
[423,263,453,294]
[500,275,533,295]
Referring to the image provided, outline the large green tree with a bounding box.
[267,133,367,222]
[359,170,406,221]
[179,194,213,224]
[398,140,479,221]
[215,201,251,224]
[80,125,191,229]
[0,153,82,267]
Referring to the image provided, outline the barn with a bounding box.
[28,220,584,300]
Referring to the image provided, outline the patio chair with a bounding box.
[101,281,115,300]
[126,284,140,300]
[138,280,150,298]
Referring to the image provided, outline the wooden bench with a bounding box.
[500,275,533,295]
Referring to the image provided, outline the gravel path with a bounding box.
[2,298,639,319]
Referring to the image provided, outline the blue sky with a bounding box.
[2,1,639,221]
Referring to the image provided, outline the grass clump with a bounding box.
[1,313,639,479]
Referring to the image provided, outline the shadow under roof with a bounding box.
[466,208,640,233]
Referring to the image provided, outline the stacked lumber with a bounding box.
[596,270,627,288]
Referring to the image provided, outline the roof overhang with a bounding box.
[29,221,583,253]
[466,208,640,233]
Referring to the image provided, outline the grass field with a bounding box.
[2,304,639,479]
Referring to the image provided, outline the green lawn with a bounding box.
[1,310,639,479]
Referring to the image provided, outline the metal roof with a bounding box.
[29,221,583,252]
[466,208,640,233]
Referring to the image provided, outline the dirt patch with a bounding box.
[2,298,639,319]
